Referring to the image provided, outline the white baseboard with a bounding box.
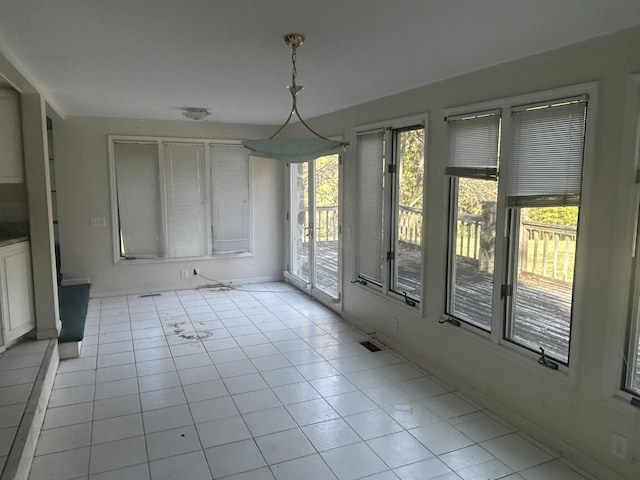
[89,275,283,298]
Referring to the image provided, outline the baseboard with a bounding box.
[1,339,59,480]
[89,275,284,298]
[342,311,626,480]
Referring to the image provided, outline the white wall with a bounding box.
[296,27,640,479]
[54,117,285,296]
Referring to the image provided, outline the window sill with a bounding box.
[115,251,253,265]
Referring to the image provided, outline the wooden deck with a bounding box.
[302,240,573,363]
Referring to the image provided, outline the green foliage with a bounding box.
[398,129,424,209]
[527,206,578,226]
[314,155,339,207]
[458,177,497,215]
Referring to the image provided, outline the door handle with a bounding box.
[304,223,314,239]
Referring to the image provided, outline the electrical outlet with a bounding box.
[391,318,398,333]
[90,217,106,228]
[194,267,200,276]
[612,432,628,460]
[180,269,189,280]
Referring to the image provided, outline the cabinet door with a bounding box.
[1,244,35,343]
[0,87,25,183]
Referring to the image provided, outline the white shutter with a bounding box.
[507,96,587,207]
[113,142,162,258]
[356,130,385,284]
[211,145,251,254]
[164,142,207,258]
[446,110,500,179]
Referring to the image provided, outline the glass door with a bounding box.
[290,155,341,306]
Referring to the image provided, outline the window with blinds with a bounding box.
[446,110,501,179]
[356,130,385,285]
[110,136,252,262]
[113,142,163,258]
[504,95,588,365]
[445,110,501,330]
[164,142,207,258]
[354,116,426,303]
[507,96,587,207]
[211,144,251,254]
[441,89,591,367]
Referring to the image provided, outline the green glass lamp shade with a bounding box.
[243,138,345,163]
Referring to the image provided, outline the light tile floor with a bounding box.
[28,283,597,480]
[0,338,49,473]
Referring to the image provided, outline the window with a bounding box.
[445,94,589,366]
[356,118,426,304]
[624,75,640,399]
[211,145,251,254]
[628,217,640,395]
[110,136,251,262]
[446,110,501,330]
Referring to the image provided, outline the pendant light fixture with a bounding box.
[243,33,348,163]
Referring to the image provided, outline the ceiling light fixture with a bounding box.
[243,33,348,163]
[182,107,211,121]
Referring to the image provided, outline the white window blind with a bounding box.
[114,142,163,258]
[211,145,251,254]
[507,97,587,207]
[446,110,500,179]
[164,142,207,258]
[356,130,385,284]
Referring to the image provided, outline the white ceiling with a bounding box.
[1,0,640,125]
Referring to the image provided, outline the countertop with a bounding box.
[0,236,29,248]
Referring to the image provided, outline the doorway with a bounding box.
[289,154,341,309]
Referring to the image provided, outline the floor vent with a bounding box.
[359,341,382,352]
[139,293,161,298]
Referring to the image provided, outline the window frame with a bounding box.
[108,135,253,265]
[622,73,640,400]
[354,114,428,307]
[441,83,598,377]
[444,109,502,333]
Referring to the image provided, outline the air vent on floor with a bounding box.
[139,293,162,298]
[359,341,382,352]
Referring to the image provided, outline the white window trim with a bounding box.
[108,135,253,265]
[440,82,599,385]
[354,113,428,311]
[610,73,640,408]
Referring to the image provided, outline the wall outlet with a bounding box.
[391,318,398,333]
[90,217,106,228]
[180,269,189,280]
[612,432,628,460]
[193,267,200,276]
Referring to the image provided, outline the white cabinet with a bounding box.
[0,241,35,344]
[0,87,25,183]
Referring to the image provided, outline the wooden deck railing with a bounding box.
[315,206,339,242]
[520,220,576,282]
[308,205,576,284]
[398,205,423,246]
[454,214,577,284]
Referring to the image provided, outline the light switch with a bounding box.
[90,217,106,227]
